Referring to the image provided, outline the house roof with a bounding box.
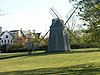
[9,30,19,32]
[9,30,19,37]
[9,30,26,38]
[22,30,29,35]
[0,30,41,39]
[0,31,14,38]
[0,32,5,37]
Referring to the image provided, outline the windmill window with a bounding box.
[0,38,1,40]
[6,35,8,38]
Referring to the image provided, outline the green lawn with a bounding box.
[0,48,100,75]
[0,52,27,59]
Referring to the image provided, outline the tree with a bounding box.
[13,31,26,50]
[72,0,100,47]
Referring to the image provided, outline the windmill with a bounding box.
[48,5,79,52]
[29,5,79,54]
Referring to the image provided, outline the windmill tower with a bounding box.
[48,7,71,52]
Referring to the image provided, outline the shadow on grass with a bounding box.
[29,49,100,57]
[0,54,27,60]
[0,63,100,75]
[67,49,100,54]
[0,49,100,60]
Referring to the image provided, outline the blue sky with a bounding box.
[0,0,73,34]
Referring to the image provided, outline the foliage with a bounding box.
[12,31,26,50]
[37,37,48,50]
[33,37,48,51]
[70,29,99,48]
[71,0,100,47]
[26,31,48,51]
[26,31,35,43]
[0,44,6,53]
[9,44,26,52]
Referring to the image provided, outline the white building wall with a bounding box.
[0,31,13,45]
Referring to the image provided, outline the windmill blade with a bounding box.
[49,9,58,19]
[49,7,60,19]
[66,26,80,42]
[71,15,76,31]
[29,30,50,54]
[65,4,79,25]
[71,22,76,31]
[51,7,63,19]
[67,22,70,28]
[64,4,80,42]
[49,7,63,19]
[65,7,74,20]
[66,13,77,31]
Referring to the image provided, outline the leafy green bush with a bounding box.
[0,44,7,53]
[70,44,98,49]
[9,44,27,52]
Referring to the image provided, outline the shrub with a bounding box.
[0,44,10,53]
[70,43,98,49]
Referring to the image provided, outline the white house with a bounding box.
[0,27,41,46]
[0,31,13,46]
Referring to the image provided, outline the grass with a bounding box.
[0,48,100,75]
[0,52,27,59]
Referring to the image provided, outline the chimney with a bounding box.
[0,27,2,34]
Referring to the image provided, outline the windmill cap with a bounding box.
[51,18,64,27]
